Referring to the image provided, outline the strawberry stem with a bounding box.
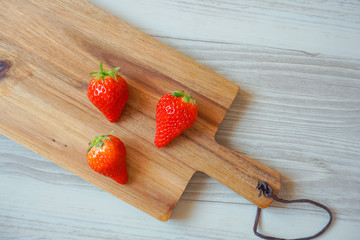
[89,61,121,81]
[87,131,114,153]
[170,91,197,105]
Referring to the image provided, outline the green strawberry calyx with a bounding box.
[87,131,114,153]
[89,61,122,81]
[170,91,197,105]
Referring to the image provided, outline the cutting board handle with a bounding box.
[196,143,281,208]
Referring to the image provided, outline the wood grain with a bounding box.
[0,0,281,221]
[1,0,359,239]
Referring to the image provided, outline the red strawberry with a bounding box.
[86,133,128,184]
[155,91,198,148]
[88,62,129,122]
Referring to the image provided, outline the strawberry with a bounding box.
[88,62,129,122]
[86,133,128,184]
[155,91,198,148]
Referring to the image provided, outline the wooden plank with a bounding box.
[1,0,359,239]
[0,0,281,221]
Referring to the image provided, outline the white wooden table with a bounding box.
[1,0,360,239]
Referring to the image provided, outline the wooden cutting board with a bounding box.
[0,0,281,221]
